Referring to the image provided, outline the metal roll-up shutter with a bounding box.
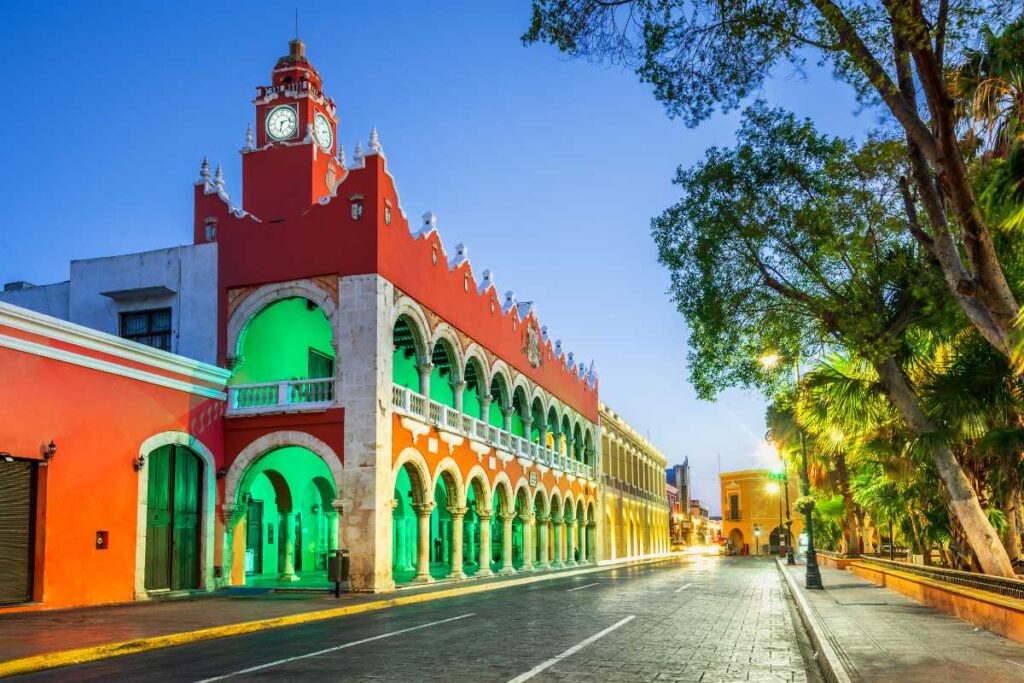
[0,459,37,605]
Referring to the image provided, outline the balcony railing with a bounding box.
[392,383,596,482]
[228,378,335,415]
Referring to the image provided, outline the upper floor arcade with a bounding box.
[600,403,669,505]
[391,295,599,483]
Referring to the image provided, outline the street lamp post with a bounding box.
[783,456,795,565]
[761,350,822,589]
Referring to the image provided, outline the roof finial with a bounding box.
[295,8,299,39]
[352,139,365,168]
[214,164,225,191]
[199,156,211,182]
[337,142,346,167]
[368,126,382,155]
[244,123,254,151]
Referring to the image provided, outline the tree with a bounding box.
[525,1,1024,361]
[650,103,1015,574]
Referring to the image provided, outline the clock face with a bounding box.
[314,113,333,151]
[266,106,297,140]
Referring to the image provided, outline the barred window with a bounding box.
[120,308,172,352]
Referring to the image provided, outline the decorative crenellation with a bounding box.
[389,209,596,389]
[196,157,258,222]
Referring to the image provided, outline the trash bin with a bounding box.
[328,549,351,597]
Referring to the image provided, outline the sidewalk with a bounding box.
[781,560,1024,682]
[0,554,683,674]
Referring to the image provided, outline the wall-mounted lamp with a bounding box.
[133,452,146,472]
[312,503,321,514]
[217,467,227,479]
[43,440,57,463]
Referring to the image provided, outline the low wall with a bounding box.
[850,561,1024,644]
[816,551,856,570]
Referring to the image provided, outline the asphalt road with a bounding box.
[14,557,814,682]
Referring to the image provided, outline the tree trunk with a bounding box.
[835,452,861,556]
[1004,492,1021,567]
[873,356,1016,576]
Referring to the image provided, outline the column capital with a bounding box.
[501,406,515,419]
[536,513,551,524]
[416,361,435,375]
[412,502,436,517]
[519,512,535,524]
[221,503,247,523]
[551,513,564,525]
[447,505,468,518]
[476,507,494,521]
[499,511,518,523]
[331,498,344,515]
[451,380,466,391]
[386,498,398,513]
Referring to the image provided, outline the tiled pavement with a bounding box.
[784,562,1024,682]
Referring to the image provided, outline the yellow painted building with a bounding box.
[719,470,803,556]
[599,403,671,560]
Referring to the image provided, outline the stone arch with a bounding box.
[532,484,550,516]
[431,457,466,507]
[563,490,576,520]
[462,343,490,383]
[491,472,515,514]
[513,479,532,514]
[392,296,432,361]
[549,489,564,519]
[509,373,532,408]
[228,279,338,361]
[225,431,343,507]
[134,431,218,598]
[393,447,432,505]
[430,323,465,377]
[465,465,492,513]
[488,360,512,394]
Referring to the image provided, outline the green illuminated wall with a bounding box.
[238,447,336,577]
[393,345,419,391]
[233,298,334,385]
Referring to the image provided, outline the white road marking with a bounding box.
[193,613,475,682]
[566,582,599,592]
[506,615,635,683]
[674,582,694,593]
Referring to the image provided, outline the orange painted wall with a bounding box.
[390,414,596,511]
[0,330,224,611]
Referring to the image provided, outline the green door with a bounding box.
[145,446,202,591]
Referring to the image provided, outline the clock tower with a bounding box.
[242,39,343,222]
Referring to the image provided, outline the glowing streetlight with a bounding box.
[759,352,781,369]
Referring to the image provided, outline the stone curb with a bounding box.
[0,553,690,678]
[775,558,855,683]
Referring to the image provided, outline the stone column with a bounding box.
[278,512,299,581]
[479,394,493,422]
[578,519,587,563]
[417,361,433,397]
[502,407,514,434]
[477,509,494,576]
[500,512,517,574]
[447,506,467,579]
[412,502,435,583]
[522,415,533,442]
[452,380,466,413]
[520,513,535,570]
[220,503,246,587]
[536,514,550,568]
[567,516,578,566]
[551,514,564,568]
[465,515,476,568]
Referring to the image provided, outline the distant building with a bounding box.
[720,469,803,556]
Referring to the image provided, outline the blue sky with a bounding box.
[0,1,870,512]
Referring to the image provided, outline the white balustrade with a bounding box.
[228,378,334,415]
[390,383,598,484]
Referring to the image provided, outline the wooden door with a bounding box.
[0,459,37,605]
[145,446,202,591]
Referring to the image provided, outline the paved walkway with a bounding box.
[784,562,1024,682]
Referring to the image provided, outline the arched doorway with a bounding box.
[237,446,336,586]
[728,528,745,554]
[144,445,203,591]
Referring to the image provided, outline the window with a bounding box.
[729,494,740,520]
[307,348,334,379]
[120,309,172,351]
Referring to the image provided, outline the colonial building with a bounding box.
[1,38,609,605]
[719,469,803,556]
[599,404,671,559]
[0,302,227,610]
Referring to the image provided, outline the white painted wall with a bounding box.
[0,281,70,320]
[0,244,218,364]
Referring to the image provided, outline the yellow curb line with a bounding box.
[0,553,692,678]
